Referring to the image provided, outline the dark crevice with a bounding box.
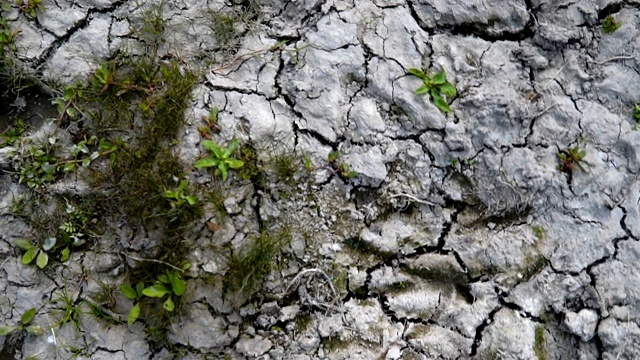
[469,305,502,356]
[597,3,623,20]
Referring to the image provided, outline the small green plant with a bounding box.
[198,107,220,138]
[0,16,18,59]
[0,308,42,336]
[53,83,84,125]
[557,146,587,173]
[327,151,358,179]
[0,118,25,147]
[121,266,189,324]
[532,225,545,240]
[632,103,640,129]
[602,15,621,33]
[407,67,457,113]
[15,238,55,269]
[119,282,145,325]
[51,282,82,330]
[163,179,197,208]
[194,138,244,180]
[15,0,42,18]
[141,269,187,311]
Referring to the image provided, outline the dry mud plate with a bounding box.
[1,0,640,359]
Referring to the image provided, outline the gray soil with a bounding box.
[1,0,640,359]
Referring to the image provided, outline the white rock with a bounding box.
[564,309,599,341]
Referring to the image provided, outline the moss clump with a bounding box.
[534,326,547,360]
[224,226,292,297]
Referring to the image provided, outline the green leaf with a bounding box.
[181,262,191,271]
[163,297,175,312]
[226,159,244,169]
[60,247,70,262]
[158,274,170,284]
[14,239,34,251]
[36,252,48,269]
[120,284,138,300]
[201,140,222,155]
[407,68,428,81]
[431,70,446,85]
[128,303,140,325]
[62,163,76,173]
[328,150,340,163]
[21,308,36,326]
[164,190,178,200]
[218,164,229,181]
[225,138,240,156]
[0,325,16,336]
[439,83,457,98]
[22,248,38,265]
[194,157,216,169]
[136,282,145,298]
[431,93,451,113]
[415,84,430,95]
[142,284,169,298]
[169,273,186,296]
[63,86,75,100]
[185,196,197,206]
[42,237,56,251]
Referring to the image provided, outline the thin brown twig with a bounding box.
[120,252,184,272]
[596,55,635,65]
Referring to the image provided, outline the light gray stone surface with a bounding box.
[2,0,640,358]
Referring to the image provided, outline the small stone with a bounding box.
[279,305,300,322]
[564,309,599,341]
[235,336,273,357]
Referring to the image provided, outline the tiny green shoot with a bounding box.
[407,67,457,113]
[194,138,245,180]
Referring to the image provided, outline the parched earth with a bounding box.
[1,0,640,359]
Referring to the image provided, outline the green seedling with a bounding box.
[532,225,545,240]
[51,282,82,330]
[163,179,197,208]
[327,151,358,179]
[53,83,84,125]
[120,282,145,325]
[15,238,54,269]
[0,308,42,336]
[194,138,244,180]
[602,15,621,33]
[633,103,640,129]
[407,67,457,113]
[121,265,189,324]
[0,118,25,147]
[557,146,587,173]
[0,17,18,58]
[198,107,221,138]
[141,269,187,312]
[16,0,43,18]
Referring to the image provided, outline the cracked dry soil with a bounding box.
[1,0,640,359]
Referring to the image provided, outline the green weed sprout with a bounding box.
[557,146,587,173]
[121,266,189,324]
[15,238,55,269]
[633,103,640,127]
[163,179,197,207]
[0,308,42,336]
[16,0,43,18]
[407,67,457,113]
[328,151,357,179]
[194,138,244,180]
[602,15,621,33]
